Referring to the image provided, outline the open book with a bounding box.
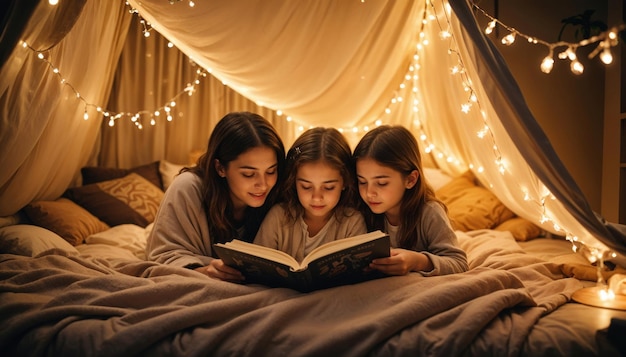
[214,230,390,292]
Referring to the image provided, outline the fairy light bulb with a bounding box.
[567,47,578,60]
[540,54,554,74]
[501,32,516,45]
[485,20,496,35]
[600,48,613,65]
[570,59,584,75]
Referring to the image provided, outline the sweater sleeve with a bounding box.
[417,202,469,276]
[145,172,215,268]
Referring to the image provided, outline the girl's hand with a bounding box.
[369,248,433,275]
[197,259,245,282]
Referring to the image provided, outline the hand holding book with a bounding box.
[214,230,390,292]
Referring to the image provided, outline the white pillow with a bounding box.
[84,224,149,260]
[159,160,186,191]
[0,224,79,256]
[423,167,454,191]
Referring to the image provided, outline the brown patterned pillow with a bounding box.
[23,198,110,245]
[81,161,163,190]
[64,173,164,227]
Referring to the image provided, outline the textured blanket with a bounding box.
[0,230,582,357]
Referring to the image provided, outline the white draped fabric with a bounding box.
[0,0,624,256]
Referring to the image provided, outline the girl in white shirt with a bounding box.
[254,127,366,262]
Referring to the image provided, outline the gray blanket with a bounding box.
[0,230,583,356]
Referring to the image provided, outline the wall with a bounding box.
[475,0,608,213]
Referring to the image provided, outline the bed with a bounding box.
[1,163,625,357]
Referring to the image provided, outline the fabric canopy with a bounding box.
[0,0,624,258]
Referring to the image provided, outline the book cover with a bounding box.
[214,230,390,292]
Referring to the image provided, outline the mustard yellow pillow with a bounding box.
[23,198,110,245]
[436,171,515,231]
[494,217,542,241]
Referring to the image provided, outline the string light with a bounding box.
[473,4,625,75]
[424,1,621,291]
[168,0,195,7]
[22,5,209,129]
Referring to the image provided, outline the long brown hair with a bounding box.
[352,125,444,248]
[281,127,358,222]
[187,112,285,244]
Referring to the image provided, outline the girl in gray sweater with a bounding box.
[353,125,468,276]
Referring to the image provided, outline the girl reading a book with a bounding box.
[254,127,366,262]
[146,112,286,282]
[353,125,468,276]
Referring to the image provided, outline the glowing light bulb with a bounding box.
[600,48,613,64]
[570,60,584,75]
[485,20,496,35]
[501,32,516,45]
[540,56,554,74]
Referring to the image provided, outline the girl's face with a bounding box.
[295,161,344,223]
[217,146,278,214]
[356,158,417,226]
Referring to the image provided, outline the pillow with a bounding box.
[436,171,515,231]
[159,160,186,191]
[84,224,149,260]
[0,224,79,256]
[64,173,164,228]
[494,217,542,241]
[22,198,110,246]
[81,161,163,190]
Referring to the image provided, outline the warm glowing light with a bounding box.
[599,288,615,301]
[540,56,554,74]
[570,60,584,75]
[485,20,496,35]
[600,48,613,64]
[501,32,516,45]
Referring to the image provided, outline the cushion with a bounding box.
[22,198,110,245]
[64,173,164,228]
[81,161,163,190]
[159,160,186,191]
[84,223,149,260]
[436,171,515,231]
[494,217,542,241]
[0,224,79,256]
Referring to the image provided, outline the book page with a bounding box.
[216,240,300,269]
[301,230,387,267]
